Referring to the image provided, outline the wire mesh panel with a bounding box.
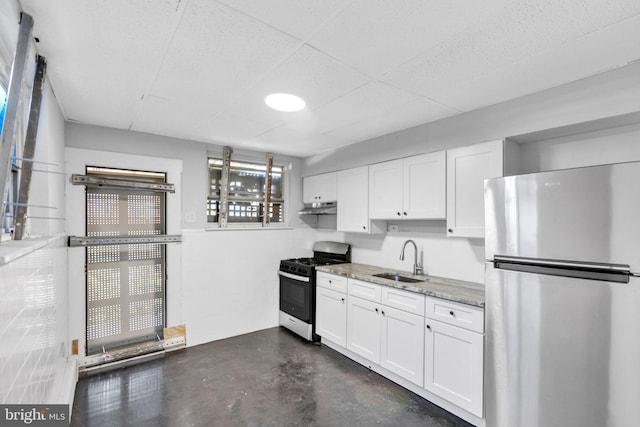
[85,168,166,355]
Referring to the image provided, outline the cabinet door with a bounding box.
[369,159,403,219]
[337,166,369,232]
[424,320,484,417]
[347,296,381,364]
[403,151,446,219]
[447,140,503,238]
[316,286,347,347]
[380,306,424,386]
[303,172,337,204]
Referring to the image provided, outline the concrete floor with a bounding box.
[71,327,474,427]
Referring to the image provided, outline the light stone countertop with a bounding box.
[316,263,485,308]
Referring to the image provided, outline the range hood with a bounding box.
[298,202,337,215]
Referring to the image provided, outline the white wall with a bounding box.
[302,62,640,284]
[181,228,315,346]
[29,81,66,236]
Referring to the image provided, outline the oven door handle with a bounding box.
[278,271,310,283]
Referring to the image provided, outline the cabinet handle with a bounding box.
[449,310,455,316]
[362,226,366,230]
[375,308,379,313]
[397,212,401,216]
[381,310,385,316]
[426,324,431,330]
[403,212,407,216]
[328,280,332,284]
[341,298,345,303]
[448,228,453,233]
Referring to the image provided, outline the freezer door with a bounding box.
[485,264,640,427]
[485,161,640,272]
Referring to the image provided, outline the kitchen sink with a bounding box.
[373,272,425,283]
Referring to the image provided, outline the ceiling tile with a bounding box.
[149,0,302,113]
[420,13,640,112]
[225,44,370,127]
[215,0,348,40]
[249,126,353,157]
[21,0,185,126]
[306,81,421,134]
[308,0,509,77]
[133,95,274,146]
[381,0,640,100]
[326,98,459,142]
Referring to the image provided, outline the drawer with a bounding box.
[381,287,425,316]
[348,278,381,303]
[317,272,347,293]
[425,297,484,333]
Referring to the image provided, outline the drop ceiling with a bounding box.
[18,0,640,157]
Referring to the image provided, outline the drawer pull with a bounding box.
[449,310,455,316]
[329,280,332,284]
[381,310,385,316]
[426,324,431,330]
[341,297,345,303]
[375,308,379,313]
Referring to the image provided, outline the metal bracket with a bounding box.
[263,153,273,226]
[14,55,47,240]
[68,234,182,247]
[219,146,232,228]
[71,174,175,193]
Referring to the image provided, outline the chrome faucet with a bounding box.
[400,239,423,275]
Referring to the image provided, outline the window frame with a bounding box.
[206,151,290,229]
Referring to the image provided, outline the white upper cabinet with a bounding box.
[369,151,446,220]
[337,166,369,232]
[369,159,403,219]
[403,151,446,219]
[446,139,507,238]
[337,166,385,233]
[303,172,337,204]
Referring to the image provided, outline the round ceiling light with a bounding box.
[265,93,306,112]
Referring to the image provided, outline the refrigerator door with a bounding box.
[485,265,640,427]
[485,161,640,272]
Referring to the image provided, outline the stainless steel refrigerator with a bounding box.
[484,161,640,427]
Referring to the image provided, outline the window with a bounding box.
[207,156,285,226]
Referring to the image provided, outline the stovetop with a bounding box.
[279,241,351,278]
[279,257,345,277]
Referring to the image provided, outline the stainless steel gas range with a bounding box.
[278,241,351,341]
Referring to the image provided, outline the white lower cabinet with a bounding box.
[424,298,484,417]
[316,272,348,347]
[380,305,424,386]
[347,284,425,387]
[347,296,382,363]
[316,286,347,347]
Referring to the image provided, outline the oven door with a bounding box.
[279,271,311,322]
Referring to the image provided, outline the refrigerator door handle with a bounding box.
[493,255,631,283]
